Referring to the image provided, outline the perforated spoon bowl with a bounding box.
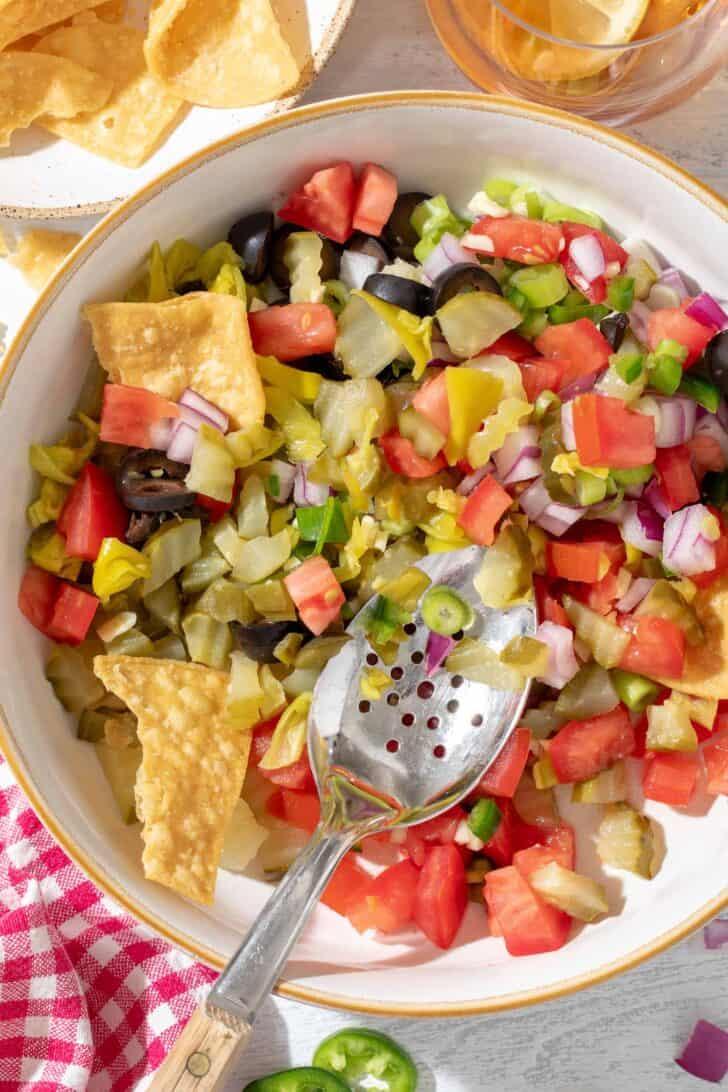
[150,545,535,1090]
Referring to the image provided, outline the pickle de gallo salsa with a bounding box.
[19,161,728,958]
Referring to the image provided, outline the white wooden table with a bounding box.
[1,1,726,1087]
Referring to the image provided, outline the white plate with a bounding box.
[0,93,726,1017]
[0,0,355,218]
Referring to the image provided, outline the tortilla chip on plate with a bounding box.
[10,229,81,289]
[33,17,185,167]
[93,655,252,905]
[10,1,124,49]
[655,575,728,699]
[0,51,111,146]
[0,0,100,50]
[144,0,300,108]
[84,293,265,430]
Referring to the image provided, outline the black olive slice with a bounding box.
[116,450,196,513]
[707,331,728,394]
[294,353,345,381]
[430,263,503,311]
[600,312,630,352]
[382,192,432,261]
[177,279,206,295]
[345,232,391,264]
[227,211,273,284]
[231,620,306,663]
[362,273,433,317]
[125,511,162,546]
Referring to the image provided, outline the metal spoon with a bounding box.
[151,545,535,1090]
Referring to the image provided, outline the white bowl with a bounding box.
[1,92,726,1017]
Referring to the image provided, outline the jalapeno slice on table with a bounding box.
[244,1066,350,1092]
[313,1028,418,1092]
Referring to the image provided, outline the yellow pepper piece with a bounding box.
[259,692,312,769]
[467,397,531,468]
[354,290,433,380]
[444,367,502,464]
[257,354,321,403]
[92,538,151,602]
[624,543,643,572]
[27,526,81,579]
[360,668,392,701]
[551,452,609,479]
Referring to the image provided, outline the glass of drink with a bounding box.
[426,0,728,125]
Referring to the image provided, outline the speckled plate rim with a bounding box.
[0,0,357,221]
[1,90,727,1018]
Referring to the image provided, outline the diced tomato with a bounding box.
[352,163,398,237]
[654,445,700,511]
[559,223,627,305]
[692,510,728,588]
[489,332,537,362]
[277,162,356,244]
[484,865,570,956]
[688,432,726,478]
[513,843,565,884]
[465,215,564,265]
[457,474,512,546]
[547,541,611,584]
[321,854,371,916]
[643,752,699,806]
[519,357,567,402]
[266,789,320,833]
[619,614,685,679]
[561,222,628,268]
[647,307,716,368]
[568,520,627,568]
[473,729,531,799]
[703,734,728,795]
[347,859,419,934]
[413,844,467,949]
[481,797,517,866]
[535,319,612,389]
[196,493,233,523]
[566,568,623,615]
[248,303,337,361]
[412,370,450,435]
[405,806,465,868]
[58,463,128,562]
[252,719,315,791]
[534,575,571,629]
[18,565,60,637]
[572,393,656,469]
[99,384,180,449]
[45,583,99,645]
[378,431,447,479]
[283,556,345,636]
[549,706,635,783]
[563,263,607,306]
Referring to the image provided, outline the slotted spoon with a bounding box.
[151,545,535,1090]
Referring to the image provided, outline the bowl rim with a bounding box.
[2,89,727,1018]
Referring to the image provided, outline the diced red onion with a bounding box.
[621,501,663,558]
[461,230,494,255]
[616,577,655,613]
[663,503,720,576]
[177,404,224,434]
[695,414,728,461]
[629,300,652,344]
[587,499,630,525]
[179,388,229,433]
[456,463,491,496]
[493,426,541,486]
[149,418,176,451]
[425,631,455,676]
[519,478,585,537]
[656,267,689,302]
[644,477,671,520]
[559,371,602,402]
[653,396,696,448]
[293,462,330,507]
[686,292,728,330]
[429,340,460,364]
[569,234,605,283]
[166,421,198,463]
[536,621,579,690]
[704,918,728,950]
[422,232,478,282]
[270,459,296,503]
[675,1020,728,1084]
[561,402,576,450]
[340,250,382,291]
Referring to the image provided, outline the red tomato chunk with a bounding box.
[703,735,728,795]
[413,843,467,949]
[619,614,685,680]
[466,215,563,265]
[248,303,337,361]
[58,463,128,562]
[378,431,447,479]
[457,474,512,546]
[321,854,370,916]
[572,392,656,469]
[99,384,180,449]
[352,163,398,236]
[347,859,420,934]
[284,556,345,635]
[484,864,570,956]
[549,706,635,784]
[277,162,356,244]
[473,728,531,799]
[643,752,699,806]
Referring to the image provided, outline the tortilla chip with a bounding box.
[0,51,111,146]
[10,1,124,48]
[10,229,81,289]
[144,0,300,108]
[93,655,252,905]
[84,293,265,430]
[655,575,728,699]
[33,18,184,167]
[0,0,100,50]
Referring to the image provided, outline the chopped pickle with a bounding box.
[219,798,269,873]
[529,862,609,922]
[520,702,563,740]
[195,578,254,624]
[500,636,549,678]
[180,548,231,596]
[227,650,264,730]
[142,519,202,596]
[295,636,350,670]
[185,424,236,504]
[635,580,703,646]
[376,567,430,613]
[153,634,188,661]
[671,692,717,730]
[105,628,156,658]
[421,585,474,637]
[446,638,523,691]
[646,698,698,752]
[474,524,533,609]
[398,405,446,460]
[610,668,660,713]
[554,663,619,721]
[532,754,558,789]
[563,595,630,669]
[246,579,296,619]
[46,644,106,714]
[596,803,658,878]
[94,741,141,825]
[283,232,324,305]
[143,578,182,635]
[210,516,244,567]
[181,612,232,670]
[233,529,294,584]
[259,664,287,720]
[226,424,284,468]
[237,474,269,540]
[265,387,324,462]
[572,761,627,804]
[77,708,110,743]
[436,291,521,359]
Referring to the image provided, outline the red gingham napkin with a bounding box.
[0,757,216,1091]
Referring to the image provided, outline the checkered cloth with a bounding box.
[0,757,216,1091]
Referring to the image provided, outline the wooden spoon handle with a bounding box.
[148,1003,251,1091]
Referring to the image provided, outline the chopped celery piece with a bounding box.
[615,352,644,384]
[517,309,549,339]
[26,479,69,529]
[541,200,602,229]
[105,628,156,658]
[153,634,188,661]
[335,293,401,378]
[474,524,533,608]
[181,611,232,669]
[142,519,202,596]
[468,798,501,842]
[596,803,658,878]
[574,470,608,507]
[485,179,518,206]
[436,292,521,360]
[646,698,698,752]
[143,578,181,635]
[361,595,410,646]
[265,387,324,462]
[186,424,235,503]
[500,636,549,678]
[505,285,528,313]
[446,367,504,464]
[296,497,348,552]
[521,702,563,740]
[227,650,263,729]
[46,644,105,714]
[376,567,430,613]
[27,525,81,579]
[421,585,474,636]
[554,663,619,720]
[611,463,654,489]
[563,595,630,669]
[446,638,523,691]
[572,761,627,803]
[635,579,703,646]
[315,377,391,458]
[656,338,689,365]
[284,231,324,304]
[94,741,141,824]
[678,373,721,412]
[259,692,312,770]
[548,302,609,325]
[196,578,253,624]
[92,538,150,602]
[233,528,294,584]
[257,354,321,403]
[245,579,296,619]
[530,862,609,922]
[398,406,446,460]
[509,263,569,309]
[237,474,269,539]
[410,194,469,262]
[648,352,682,395]
[533,754,558,789]
[610,668,660,712]
[360,667,392,701]
[607,275,635,312]
[180,544,231,596]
